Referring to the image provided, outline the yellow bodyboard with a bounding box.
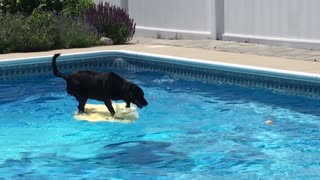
[74,103,138,123]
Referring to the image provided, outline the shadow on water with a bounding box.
[0,140,194,178]
[100,140,193,168]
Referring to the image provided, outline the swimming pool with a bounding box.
[0,51,320,179]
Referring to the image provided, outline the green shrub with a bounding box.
[0,11,99,53]
[23,11,56,51]
[0,12,55,53]
[62,0,94,17]
[0,0,94,17]
[0,14,28,53]
[85,2,136,44]
[54,16,99,48]
[0,0,63,15]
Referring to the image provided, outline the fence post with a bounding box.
[120,0,129,13]
[216,0,224,40]
[211,0,224,40]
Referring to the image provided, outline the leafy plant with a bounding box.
[54,16,99,48]
[23,11,56,51]
[0,0,64,15]
[0,14,26,53]
[0,11,99,53]
[0,12,56,52]
[0,0,17,14]
[0,0,94,16]
[85,2,136,44]
[62,0,94,17]
[0,14,31,52]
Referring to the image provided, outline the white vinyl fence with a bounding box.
[96,0,320,49]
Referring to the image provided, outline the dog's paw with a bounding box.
[114,115,124,120]
[78,111,88,114]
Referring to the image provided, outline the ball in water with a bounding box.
[265,120,273,125]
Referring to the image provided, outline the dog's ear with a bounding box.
[125,84,140,100]
[130,84,144,95]
[122,83,135,98]
[127,84,137,96]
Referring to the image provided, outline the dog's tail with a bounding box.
[52,53,66,80]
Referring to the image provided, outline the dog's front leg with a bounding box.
[76,97,87,113]
[125,101,130,108]
[104,99,115,116]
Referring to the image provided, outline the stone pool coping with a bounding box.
[2,44,320,97]
[1,44,320,75]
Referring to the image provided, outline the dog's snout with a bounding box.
[135,98,148,108]
[141,97,148,107]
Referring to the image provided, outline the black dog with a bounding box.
[52,53,148,117]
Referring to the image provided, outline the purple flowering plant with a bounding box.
[85,2,136,44]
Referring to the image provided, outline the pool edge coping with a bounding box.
[1,49,320,84]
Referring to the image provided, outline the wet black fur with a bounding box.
[51,53,148,116]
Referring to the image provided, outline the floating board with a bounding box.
[74,103,138,123]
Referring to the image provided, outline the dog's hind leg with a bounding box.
[104,99,115,116]
[76,96,87,113]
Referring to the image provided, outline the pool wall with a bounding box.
[1,50,320,97]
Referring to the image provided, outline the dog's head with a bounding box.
[128,84,148,108]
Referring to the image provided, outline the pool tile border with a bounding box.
[1,50,320,98]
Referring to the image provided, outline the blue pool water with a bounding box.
[0,69,320,179]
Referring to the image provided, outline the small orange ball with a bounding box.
[265,120,273,125]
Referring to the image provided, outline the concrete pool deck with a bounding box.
[1,38,320,74]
